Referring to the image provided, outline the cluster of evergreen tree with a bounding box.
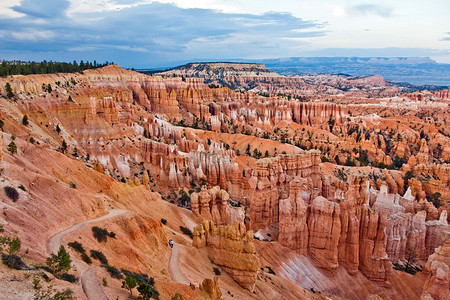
[0,60,113,77]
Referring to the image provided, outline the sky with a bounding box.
[0,0,449,67]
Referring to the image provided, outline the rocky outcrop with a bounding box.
[191,186,231,225]
[426,211,450,257]
[193,220,260,291]
[421,231,450,300]
[198,277,222,300]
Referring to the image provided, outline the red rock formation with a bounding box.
[358,206,391,282]
[198,277,222,300]
[278,179,309,254]
[193,220,260,291]
[307,196,341,273]
[338,199,360,274]
[191,186,231,225]
[421,231,450,300]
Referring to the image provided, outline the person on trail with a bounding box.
[169,239,174,248]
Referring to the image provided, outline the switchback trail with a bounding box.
[46,209,128,300]
[168,243,191,285]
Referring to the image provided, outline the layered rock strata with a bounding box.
[191,186,231,225]
[193,220,260,291]
[421,231,450,300]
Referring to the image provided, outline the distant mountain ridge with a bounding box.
[247,57,450,86]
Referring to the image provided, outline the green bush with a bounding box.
[92,227,108,242]
[67,241,85,253]
[179,226,193,239]
[160,218,167,225]
[121,269,155,286]
[102,264,123,279]
[4,186,19,202]
[81,253,92,265]
[2,254,27,270]
[60,273,77,283]
[172,292,184,300]
[92,226,115,242]
[90,250,108,265]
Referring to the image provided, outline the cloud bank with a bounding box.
[0,1,324,66]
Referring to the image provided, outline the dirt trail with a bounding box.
[46,209,128,300]
[168,243,191,285]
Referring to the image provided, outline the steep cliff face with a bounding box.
[421,231,450,300]
[307,196,341,273]
[193,220,260,291]
[278,179,309,254]
[338,199,360,274]
[358,206,391,282]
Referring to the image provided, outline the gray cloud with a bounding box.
[12,0,70,18]
[0,2,324,66]
[349,4,393,18]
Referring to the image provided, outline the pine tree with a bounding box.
[22,115,29,126]
[61,140,67,153]
[5,82,14,98]
[122,276,137,297]
[8,141,17,155]
[46,245,71,276]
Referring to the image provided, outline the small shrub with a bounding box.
[102,264,123,279]
[121,269,155,286]
[80,253,92,265]
[69,181,76,189]
[2,254,27,270]
[92,226,115,242]
[266,266,276,275]
[102,277,108,286]
[160,218,167,225]
[92,227,108,242]
[90,250,108,265]
[32,277,73,300]
[18,184,26,191]
[179,226,193,239]
[213,267,221,276]
[172,292,184,300]
[4,186,19,202]
[138,282,158,300]
[22,115,29,126]
[60,273,77,283]
[68,241,85,253]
